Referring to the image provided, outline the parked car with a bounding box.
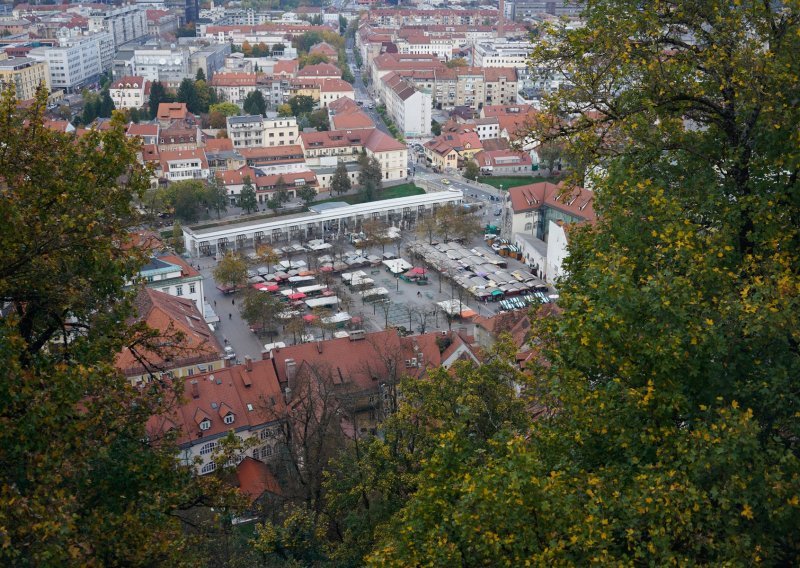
[441,179,450,185]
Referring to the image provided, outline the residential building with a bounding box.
[29,33,111,92]
[158,148,210,181]
[315,78,355,108]
[504,181,594,242]
[217,166,318,203]
[146,9,179,36]
[109,75,150,109]
[272,58,298,77]
[296,61,340,80]
[424,130,482,171]
[127,122,160,145]
[510,0,585,20]
[211,72,258,106]
[364,128,408,181]
[157,119,201,151]
[380,71,432,137]
[139,253,206,313]
[189,42,231,80]
[117,288,224,386]
[472,148,532,176]
[205,137,246,173]
[157,101,193,124]
[238,144,307,172]
[0,55,49,100]
[327,97,375,131]
[226,115,299,149]
[153,357,286,475]
[309,41,338,62]
[88,5,147,48]
[472,40,533,68]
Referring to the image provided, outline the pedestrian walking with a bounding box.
[213,300,217,307]
[229,313,232,320]
[232,298,235,305]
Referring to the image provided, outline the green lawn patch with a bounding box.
[316,183,424,206]
[478,175,553,190]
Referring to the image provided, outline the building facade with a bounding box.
[0,55,49,100]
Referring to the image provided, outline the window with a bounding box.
[199,418,211,431]
[252,448,260,458]
[200,461,216,474]
[261,445,273,459]
[189,283,195,294]
[200,441,216,455]
[175,285,183,296]
[224,413,234,425]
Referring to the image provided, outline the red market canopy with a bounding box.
[252,283,269,290]
[303,314,317,322]
[266,284,280,292]
[288,292,307,300]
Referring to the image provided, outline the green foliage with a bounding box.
[213,252,248,289]
[176,78,200,114]
[243,89,267,116]
[251,504,329,566]
[195,67,206,82]
[176,22,195,38]
[239,175,258,214]
[171,220,185,253]
[288,95,315,117]
[308,108,329,131]
[240,287,281,336]
[210,102,240,117]
[0,88,229,565]
[148,81,172,119]
[298,52,330,68]
[358,153,382,201]
[463,159,479,181]
[330,161,352,195]
[430,119,441,136]
[206,174,228,219]
[445,57,467,68]
[163,179,207,223]
[296,185,317,206]
[277,103,293,117]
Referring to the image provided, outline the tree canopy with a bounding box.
[243,90,267,116]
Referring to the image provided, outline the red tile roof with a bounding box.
[116,288,223,377]
[507,182,595,222]
[210,72,258,87]
[157,103,190,121]
[111,75,147,89]
[204,137,234,152]
[127,123,159,138]
[273,59,298,76]
[364,128,406,153]
[236,457,282,502]
[473,148,532,168]
[297,62,341,78]
[159,149,208,171]
[170,358,286,446]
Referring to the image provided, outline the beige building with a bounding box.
[0,54,50,101]
[227,115,299,149]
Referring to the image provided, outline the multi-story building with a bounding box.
[211,72,258,106]
[472,40,533,68]
[133,46,191,89]
[29,33,111,92]
[146,9,179,37]
[189,42,231,80]
[380,72,432,137]
[157,119,201,151]
[315,78,355,109]
[510,0,585,20]
[117,288,224,386]
[298,127,407,181]
[109,75,150,109]
[88,5,147,48]
[227,115,299,149]
[139,253,206,314]
[0,54,50,100]
[158,148,210,182]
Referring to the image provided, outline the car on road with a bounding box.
[441,179,450,185]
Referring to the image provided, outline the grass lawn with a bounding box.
[478,175,553,190]
[316,183,424,206]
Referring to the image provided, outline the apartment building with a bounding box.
[133,46,191,89]
[227,115,299,149]
[298,128,407,181]
[211,72,258,106]
[109,75,150,109]
[29,33,112,92]
[0,55,49,100]
[380,72,432,137]
[88,5,147,48]
[159,149,210,181]
[473,40,533,68]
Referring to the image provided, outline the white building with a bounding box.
[109,75,150,109]
[380,72,432,137]
[159,149,210,182]
[473,40,533,69]
[227,115,299,149]
[88,5,147,48]
[140,254,205,314]
[133,46,191,89]
[29,33,111,92]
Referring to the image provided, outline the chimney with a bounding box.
[245,355,253,371]
[190,380,199,399]
[261,350,270,360]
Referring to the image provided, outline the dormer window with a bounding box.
[199,418,211,431]
[224,413,234,425]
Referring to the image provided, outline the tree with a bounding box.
[99,89,114,117]
[164,179,206,223]
[430,119,441,136]
[0,88,229,565]
[445,57,467,68]
[270,43,285,55]
[330,160,351,195]
[171,220,185,253]
[276,103,293,117]
[148,80,171,119]
[240,288,281,336]
[196,67,206,82]
[266,197,281,215]
[243,89,266,116]
[288,95,314,117]
[308,108,329,131]
[209,102,240,117]
[299,53,330,68]
[463,159,479,180]
[213,252,248,290]
[297,185,317,206]
[362,218,392,254]
[358,153,382,201]
[339,14,347,34]
[537,141,563,174]
[176,78,200,114]
[366,0,800,565]
[239,175,258,214]
[206,174,228,219]
[194,79,216,113]
[254,243,280,273]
